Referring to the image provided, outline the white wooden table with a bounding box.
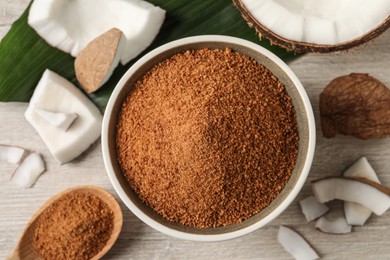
[1,1,390,259]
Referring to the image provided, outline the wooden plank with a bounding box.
[0,1,389,259]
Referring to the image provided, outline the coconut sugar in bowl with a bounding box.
[102,35,315,241]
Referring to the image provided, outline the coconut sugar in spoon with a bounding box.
[8,186,123,260]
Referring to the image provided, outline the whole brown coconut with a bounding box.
[320,73,390,139]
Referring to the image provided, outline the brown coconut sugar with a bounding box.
[116,48,299,228]
[33,191,114,259]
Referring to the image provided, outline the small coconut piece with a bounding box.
[12,152,45,188]
[299,196,329,222]
[0,145,26,164]
[28,0,165,65]
[233,0,390,53]
[277,226,319,260]
[75,28,126,93]
[35,108,78,131]
[315,217,352,234]
[25,69,102,164]
[320,73,390,139]
[343,157,381,225]
[312,176,390,215]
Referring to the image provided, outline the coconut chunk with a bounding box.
[75,28,126,93]
[234,0,390,52]
[0,145,26,164]
[25,69,102,164]
[343,157,381,225]
[28,0,165,65]
[315,217,352,234]
[12,152,45,188]
[35,108,78,131]
[312,176,390,215]
[277,226,319,260]
[299,196,329,222]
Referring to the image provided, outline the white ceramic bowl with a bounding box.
[102,35,316,241]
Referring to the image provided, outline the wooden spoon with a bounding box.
[8,186,123,260]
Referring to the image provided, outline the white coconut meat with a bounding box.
[299,196,329,222]
[312,177,390,216]
[12,152,45,188]
[35,108,78,131]
[277,226,319,260]
[0,145,26,164]
[28,0,165,65]
[239,0,390,46]
[343,157,381,225]
[25,69,102,164]
[315,217,352,234]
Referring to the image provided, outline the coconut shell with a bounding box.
[232,0,390,53]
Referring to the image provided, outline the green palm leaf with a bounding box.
[0,0,297,107]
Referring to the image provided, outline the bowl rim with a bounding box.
[102,35,316,241]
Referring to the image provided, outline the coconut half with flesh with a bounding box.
[233,0,390,52]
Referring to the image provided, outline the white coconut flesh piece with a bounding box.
[234,0,390,52]
[34,108,78,131]
[299,196,329,222]
[315,217,352,234]
[12,152,45,188]
[343,157,381,226]
[312,176,390,216]
[75,28,126,93]
[25,69,102,164]
[0,145,26,164]
[277,226,319,260]
[28,0,165,65]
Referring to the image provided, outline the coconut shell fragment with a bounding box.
[320,73,390,139]
[75,28,125,93]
